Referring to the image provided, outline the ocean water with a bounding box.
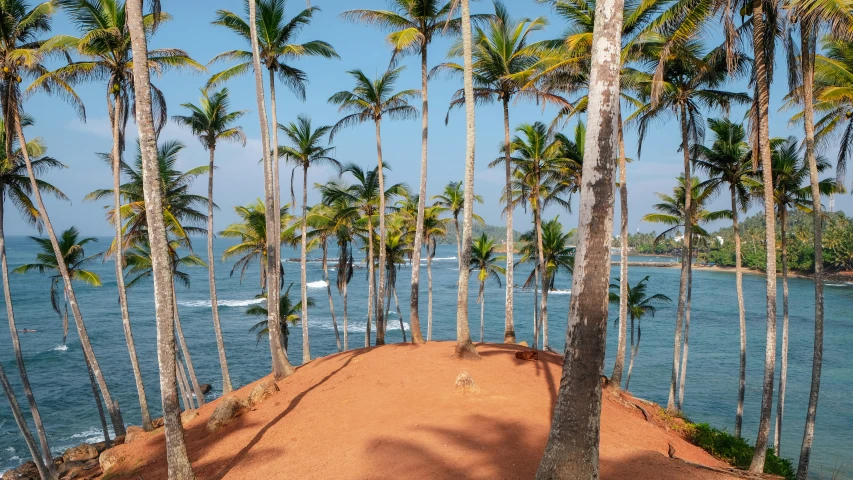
[0,237,851,477]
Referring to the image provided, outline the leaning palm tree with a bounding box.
[341,0,468,346]
[328,67,418,345]
[124,0,193,474]
[693,118,752,437]
[0,361,49,478]
[749,136,837,454]
[608,276,671,390]
[430,180,483,269]
[247,285,314,352]
[0,116,66,474]
[173,87,246,395]
[279,115,339,361]
[630,35,750,413]
[469,233,505,343]
[1,0,126,440]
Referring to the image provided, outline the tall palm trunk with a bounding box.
[454,215,461,271]
[322,240,341,351]
[176,353,194,410]
[479,281,485,342]
[0,198,57,476]
[110,96,153,429]
[300,164,311,362]
[374,120,388,346]
[775,206,790,453]
[749,0,779,469]
[533,266,540,348]
[455,0,478,360]
[393,285,406,342]
[0,362,49,480]
[678,244,694,408]
[407,45,428,345]
[612,117,629,389]
[502,97,515,344]
[533,174,548,350]
[172,288,204,405]
[732,188,747,438]
[126,1,194,475]
[268,68,289,363]
[535,0,622,473]
[797,28,824,480]
[427,243,434,341]
[667,106,693,413]
[626,315,638,390]
[85,354,111,448]
[13,113,126,437]
[366,216,375,348]
[205,146,232,393]
[342,265,349,351]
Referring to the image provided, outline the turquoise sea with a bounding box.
[0,237,850,477]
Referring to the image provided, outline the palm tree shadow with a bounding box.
[476,345,561,419]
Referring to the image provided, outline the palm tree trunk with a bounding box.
[300,164,311,362]
[393,286,406,342]
[667,106,693,413]
[322,240,341,351]
[172,289,204,406]
[343,272,349,351]
[502,97,515,344]
[0,196,57,476]
[175,353,194,410]
[611,117,629,389]
[797,28,824,480]
[533,267,540,348]
[678,244,694,408]
[126,1,194,474]
[455,0,479,360]
[749,0,779,468]
[455,215,461,271]
[626,317,639,391]
[374,120,388,346]
[407,45,429,345]
[427,242,434,341]
[732,189,747,438]
[12,111,126,437]
[205,146,233,393]
[533,177,548,350]
[775,206,790,453]
[85,353,111,448]
[0,362,49,480]
[366,216,375,348]
[268,67,288,367]
[535,0,622,473]
[479,282,485,342]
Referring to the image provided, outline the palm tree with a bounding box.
[630,36,750,413]
[0,361,48,479]
[306,203,342,351]
[328,67,418,345]
[749,136,837,454]
[435,1,564,345]
[643,176,731,409]
[381,220,413,341]
[422,203,450,340]
[342,0,468,347]
[279,115,339,361]
[608,276,671,390]
[469,233,505,342]
[0,116,66,474]
[173,87,246,395]
[535,0,624,473]
[247,285,315,352]
[317,196,358,350]
[693,118,752,437]
[430,180,483,269]
[124,0,193,474]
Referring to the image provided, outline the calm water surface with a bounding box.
[0,238,850,477]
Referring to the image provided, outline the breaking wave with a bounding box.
[306,280,328,289]
[178,298,264,308]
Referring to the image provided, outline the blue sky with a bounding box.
[16,0,850,238]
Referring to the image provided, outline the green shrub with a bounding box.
[688,423,794,479]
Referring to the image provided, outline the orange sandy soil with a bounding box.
[104,342,758,480]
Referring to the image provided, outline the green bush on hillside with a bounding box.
[688,423,794,479]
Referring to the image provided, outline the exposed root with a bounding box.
[455,341,481,360]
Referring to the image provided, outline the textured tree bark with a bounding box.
[343,271,349,351]
[172,291,204,405]
[126,1,194,476]
[678,245,694,408]
[366,217,374,348]
[300,164,311,361]
[797,29,824,480]
[408,45,429,345]
[533,176,548,350]
[535,0,622,474]
[775,207,790,453]
[749,0,779,469]
[322,241,341,351]
[85,354,111,449]
[176,353,194,411]
[454,0,479,360]
[502,97,515,344]
[479,281,485,342]
[206,147,233,393]
[0,197,57,476]
[375,120,388,346]
[732,189,747,438]
[0,362,49,480]
[626,316,639,391]
[427,244,434,341]
[393,287,406,342]
[611,118,629,390]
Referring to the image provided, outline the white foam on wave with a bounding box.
[50,344,68,352]
[549,289,571,295]
[826,283,848,287]
[306,280,328,289]
[327,320,410,333]
[178,298,264,308]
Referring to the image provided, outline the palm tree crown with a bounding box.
[173,88,247,150]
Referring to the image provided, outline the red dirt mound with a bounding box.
[104,342,747,479]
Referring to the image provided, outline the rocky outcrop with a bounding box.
[57,458,100,479]
[454,371,480,394]
[62,444,98,463]
[247,380,280,407]
[2,461,38,480]
[181,409,199,424]
[207,394,247,432]
[200,383,212,395]
[124,425,146,444]
[98,448,121,475]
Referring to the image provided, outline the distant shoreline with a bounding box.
[624,255,853,283]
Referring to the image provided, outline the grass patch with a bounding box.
[687,423,794,479]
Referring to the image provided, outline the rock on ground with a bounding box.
[99,448,121,475]
[124,426,145,444]
[454,371,480,394]
[62,444,98,463]
[207,394,248,432]
[2,461,38,480]
[247,379,280,407]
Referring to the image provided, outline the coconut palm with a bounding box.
[317,196,358,350]
[247,285,315,352]
[469,233,505,343]
[630,36,750,413]
[0,116,66,474]
[381,220,413,341]
[422,203,450,340]
[749,136,837,454]
[306,203,342,351]
[173,87,246,395]
[694,117,752,437]
[220,199,299,293]
[328,67,418,345]
[608,276,671,390]
[430,180,483,269]
[279,115,339,361]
